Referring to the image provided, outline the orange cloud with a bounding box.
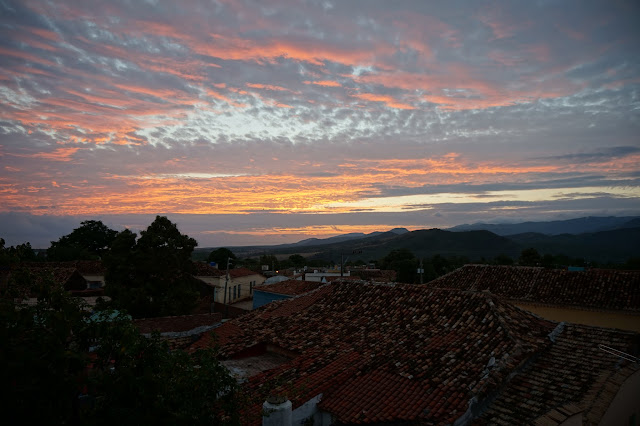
[353,93,415,110]
[23,147,81,162]
[246,83,296,92]
[304,80,341,87]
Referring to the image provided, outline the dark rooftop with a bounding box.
[426,265,640,312]
[186,281,639,425]
[256,279,324,296]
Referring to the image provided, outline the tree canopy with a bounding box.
[0,269,241,425]
[378,248,418,283]
[47,220,118,261]
[0,238,38,265]
[207,247,236,267]
[105,216,199,318]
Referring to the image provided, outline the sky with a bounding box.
[1,0,639,248]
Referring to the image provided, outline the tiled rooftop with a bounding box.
[427,265,640,312]
[256,279,324,296]
[476,323,640,424]
[192,263,262,279]
[349,269,397,282]
[185,281,638,425]
[22,260,105,275]
[192,262,225,276]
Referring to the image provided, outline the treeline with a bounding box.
[0,218,246,425]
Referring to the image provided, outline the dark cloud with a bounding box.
[0,0,638,244]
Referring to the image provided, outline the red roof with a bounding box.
[256,279,324,296]
[477,323,639,424]
[427,265,640,312]
[190,281,638,424]
[189,281,569,424]
[192,263,263,280]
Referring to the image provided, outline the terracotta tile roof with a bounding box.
[190,282,583,424]
[349,269,397,282]
[192,263,263,280]
[192,262,225,277]
[22,261,105,275]
[72,260,105,275]
[228,268,263,279]
[476,324,639,425]
[427,265,640,312]
[257,279,324,296]
[15,265,87,293]
[134,313,223,334]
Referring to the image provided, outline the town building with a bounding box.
[426,265,640,331]
[189,281,640,425]
[193,263,265,304]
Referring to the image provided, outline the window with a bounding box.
[238,284,242,297]
[233,285,237,299]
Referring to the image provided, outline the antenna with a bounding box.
[598,344,639,363]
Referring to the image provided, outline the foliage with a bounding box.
[378,249,419,283]
[259,254,279,270]
[0,238,38,265]
[208,247,237,267]
[47,220,118,261]
[288,254,306,267]
[0,271,240,426]
[518,248,542,266]
[105,216,199,318]
[493,253,514,265]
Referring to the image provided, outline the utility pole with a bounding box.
[418,258,424,284]
[223,256,231,318]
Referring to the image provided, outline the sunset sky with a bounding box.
[1,0,639,248]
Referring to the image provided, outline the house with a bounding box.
[73,260,106,289]
[193,263,265,304]
[426,265,640,331]
[252,279,325,309]
[304,270,350,282]
[21,260,106,289]
[189,281,640,425]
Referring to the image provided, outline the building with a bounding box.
[252,279,325,309]
[426,265,640,331]
[304,270,350,282]
[189,281,640,425]
[193,263,265,304]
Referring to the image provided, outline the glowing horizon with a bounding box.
[0,0,638,247]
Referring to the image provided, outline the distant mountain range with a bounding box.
[198,216,640,263]
[447,216,639,236]
[285,227,409,247]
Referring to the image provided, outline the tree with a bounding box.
[518,248,542,266]
[379,249,419,283]
[288,254,306,267]
[105,216,199,318]
[48,220,118,261]
[208,247,236,267]
[0,239,38,265]
[494,253,514,265]
[0,270,241,425]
